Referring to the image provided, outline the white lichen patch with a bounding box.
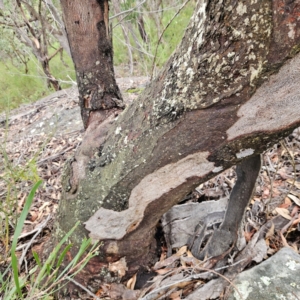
[152,0,208,114]
[236,3,247,16]
[85,152,215,240]
[286,259,299,271]
[250,59,263,83]
[236,148,254,159]
[260,276,271,286]
[233,281,253,299]
[227,53,300,140]
[288,23,296,40]
[213,166,223,173]
[115,126,121,135]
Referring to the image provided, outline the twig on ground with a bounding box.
[37,145,76,165]
[65,276,101,300]
[18,215,51,268]
[139,260,245,300]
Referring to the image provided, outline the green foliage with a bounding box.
[0,51,75,112]
[0,1,194,112]
[0,131,99,299]
[112,1,195,72]
[1,214,99,299]
[0,146,41,252]
[10,181,42,298]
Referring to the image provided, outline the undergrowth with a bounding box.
[0,50,75,112]
[0,138,98,299]
[0,2,195,113]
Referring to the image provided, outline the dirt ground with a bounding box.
[0,76,299,299]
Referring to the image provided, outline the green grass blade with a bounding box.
[10,180,42,298]
[56,244,73,268]
[33,221,80,288]
[32,251,42,268]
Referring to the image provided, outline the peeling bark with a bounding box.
[51,0,300,288]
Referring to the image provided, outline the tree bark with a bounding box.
[60,0,123,129]
[52,0,300,288]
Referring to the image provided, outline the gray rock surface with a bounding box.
[227,247,300,300]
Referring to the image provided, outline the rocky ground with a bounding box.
[0,76,300,299]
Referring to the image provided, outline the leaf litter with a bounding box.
[0,80,299,299]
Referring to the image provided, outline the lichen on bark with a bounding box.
[52,0,300,283]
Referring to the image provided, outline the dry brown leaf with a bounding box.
[265,222,275,239]
[274,207,292,220]
[126,273,137,290]
[186,250,194,258]
[287,194,300,206]
[108,257,128,278]
[287,179,300,189]
[292,217,300,226]
[176,246,187,256]
[153,254,181,270]
[155,268,173,275]
[284,197,292,206]
[169,290,182,299]
[279,202,291,209]
[37,211,45,222]
[244,230,255,242]
[159,251,167,262]
[180,257,187,268]
[180,256,201,267]
[279,232,294,250]
[29,211,38,222]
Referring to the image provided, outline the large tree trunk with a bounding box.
[52,0,300,288]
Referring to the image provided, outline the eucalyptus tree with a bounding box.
[49,0,300,294]
[0,0,70,90]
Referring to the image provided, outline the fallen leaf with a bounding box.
[169,290,182,299]
[287,194,300,206]
[265,222,275,239]
[176,246,187,256]
[289,190,300,198]
[155,268,173,275]
[153,254,181,270]
[279,232,295,251]
[274,207,292,220]
[127,273,137,290]
[109,257,128,278]
[244,230,255,242]
[284,197,292,206]
[287,179,300,189]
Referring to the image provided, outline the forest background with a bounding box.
[0,0,195,112]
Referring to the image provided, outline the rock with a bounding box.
[162,197,228,252]
[227,247,300,300]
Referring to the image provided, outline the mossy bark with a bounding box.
[50,0,300,288]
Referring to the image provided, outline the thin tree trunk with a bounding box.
[111,0,134,74]
[60,0,123,129]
